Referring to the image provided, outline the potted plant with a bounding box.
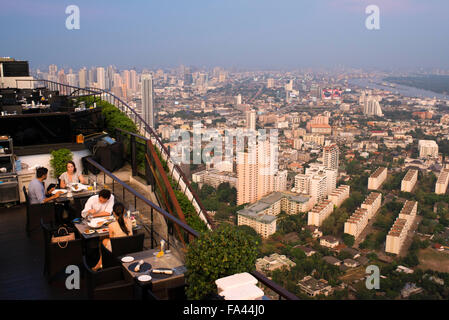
[50,148,73,178]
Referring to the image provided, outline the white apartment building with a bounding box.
[386,201,418,255]
[237,192,310,238]
[237,139,278,205]
[401,169,418,193]
[192,169,237,189]
[323,143,339,171]
[344,192,382,239]
[302,134,325,146]
[328,185,350,207]
[307,199,334,227]
[368,167,387,190]
[435,169,449,195]
[418,140,439,159]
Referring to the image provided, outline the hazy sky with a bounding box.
[1,0,449,70]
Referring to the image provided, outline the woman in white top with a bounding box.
[59,161,86,189]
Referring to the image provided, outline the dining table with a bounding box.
[119,249,187,300]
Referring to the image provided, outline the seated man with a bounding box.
[81,189,115,219]
[28,167,62,204]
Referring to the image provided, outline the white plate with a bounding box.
[88,218,107,228]
[138,275,152,282]
[52,189,67,195]
[71,184,88,192]
[121,256,134,263]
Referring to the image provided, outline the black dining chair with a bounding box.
[41,219,83,283]
[83,256,135,300]
[24,186,56,236]
[100,232,145,268]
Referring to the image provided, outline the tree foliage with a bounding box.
[185,224,259,299]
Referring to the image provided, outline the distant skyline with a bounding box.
[1,0,449,70]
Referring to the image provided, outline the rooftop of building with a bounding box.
[370,167,387,179]
[298,276,330,291]
[403,169,418,182]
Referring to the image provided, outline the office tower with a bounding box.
[246,109,257,131]
[141,73,154,128]
[88,67,96,86]
[418,140,439,158]
[323,144,339,171]
[130,70,137,92]
[78,68,87,88]
[267,78,275,88]
[96,67,106,89]
[122,70,130,90]
[237,139,278,205]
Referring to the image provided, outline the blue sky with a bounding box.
[1,0,449,70]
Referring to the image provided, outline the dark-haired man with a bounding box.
[81,189,115,218]
[28,167,62,204]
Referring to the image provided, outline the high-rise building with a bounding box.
[246,109,256,131]
[267,78,275,88]
[130,70,137,92]
[66,73,78,87]
[96,67,106,90]
[78,68,87,88]
[237,139,279,205]
[141,73,154,128]
[323,143,339,171]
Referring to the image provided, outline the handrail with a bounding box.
[85,157,200,238]
[250,271,300,300]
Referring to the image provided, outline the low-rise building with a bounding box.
[385,201,418,254]
[320,235,340,248]
[298,276,334,297]
[308,199,334,227]
[343,259,360,268]
[344,192,382,239]
[322,256,342,266]
[256,253,296,273]
[435,169,449,195]
[368,167,387,190]
[237,192,310,239]
[401,169,418,193]
[401,283,423,298]
[293,245,316,257]
[328,185,350,207]
[192,169,237,188]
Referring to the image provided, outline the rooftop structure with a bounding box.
[298,276,333,297]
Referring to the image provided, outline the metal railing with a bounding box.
[86,157,199,252]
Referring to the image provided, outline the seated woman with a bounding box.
[92,202,133,271]
[59,161,86,189]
